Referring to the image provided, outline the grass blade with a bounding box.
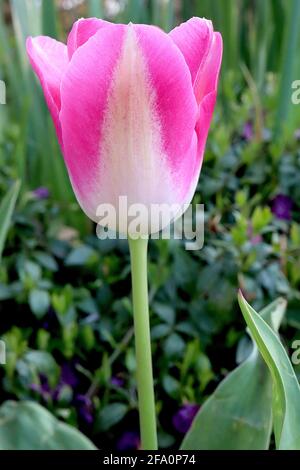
[275,0,300,135]
[0,180,21,261]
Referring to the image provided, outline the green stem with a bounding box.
[128,236,158,450]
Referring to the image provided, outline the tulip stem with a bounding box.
[128,236,158,450]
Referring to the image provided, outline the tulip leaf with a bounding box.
[181,298,287,450]
[238,292,300,450]
[0,401,97,450]
[0,180,20,261]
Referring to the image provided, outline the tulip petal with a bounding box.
[196,92,217,155]
[26,36,69,148]
[169,18,222,177]
[60,24,199,227]
[60,25,126,222]
[169,17,214,83]
[180,92,217,210]
[133,24,198,182]
[194,32,223,105]
[67,17,112,59]
[193,33,222,171]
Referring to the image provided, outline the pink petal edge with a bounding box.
[26,35,69,148]
[67,17,113,59]
[169,17,214,84]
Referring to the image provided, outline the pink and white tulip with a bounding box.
[26,17,222,234]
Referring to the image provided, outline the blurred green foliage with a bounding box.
[1,78,300,447]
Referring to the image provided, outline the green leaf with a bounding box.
[23,351,58,376]
[181,298,287,450]
[151,323,171,340]
[162,375,180,399]
[238,292,300,450]
[152,303,175,325]
[164,333,185,358]
[97,403,127,432]
[65,245,96,266]
[0,181,20,261]
[0,401,97,450]
[251,206,272,233]
[19,260,41,283]
[42,0,58,37]
[16,351,59,388]
[29,289,50,318]
[33,252,58,272]
[0,284,13,300]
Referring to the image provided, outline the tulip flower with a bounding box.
[26,17,222,234]
[27,17,222,450]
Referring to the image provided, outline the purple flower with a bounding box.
[42,308,57,330]
[75,394,93,425]
[33,186,50,199]
[242,121,254,141]
[51,362,79,401]
[111,376,124,388]
[117,431,140,451]
[172,404,199,434]
[60,362,78,388]
[30,362,79,403]
[271,194,293,221]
